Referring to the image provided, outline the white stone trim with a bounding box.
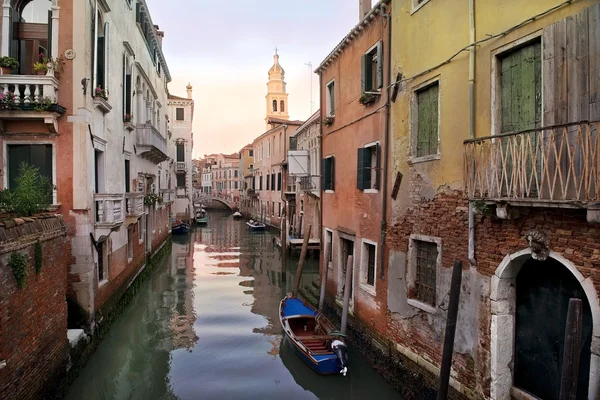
[359,238,377,296]
[490,248,600,400]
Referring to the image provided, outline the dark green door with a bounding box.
[8,144,52,190]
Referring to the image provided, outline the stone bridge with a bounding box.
[194,195,237,211]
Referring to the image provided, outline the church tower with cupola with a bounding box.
[265,49,289,128]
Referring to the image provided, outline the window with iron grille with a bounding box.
[414,240,438,306]
[364,242,376,287]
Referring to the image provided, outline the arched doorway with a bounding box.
[490,249,600,400]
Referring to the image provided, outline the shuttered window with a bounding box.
[357,144,380,190]
[361,41,383,93]
[8,144,53,197]
[176,143,185,162]
[321,156,335,191]
[415,83,439,158]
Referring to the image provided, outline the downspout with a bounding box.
[468,0,476,267]
[281,125,288,238]
[379,2,392,280]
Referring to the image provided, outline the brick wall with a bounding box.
[0,216,69,400]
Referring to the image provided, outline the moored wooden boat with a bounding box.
[232,211,243,219]
[279,294,348,375]
[246,220,266,230]
[195,209,208,224]
[172,220,190,234]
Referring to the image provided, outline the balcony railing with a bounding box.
[285,180,297,193]
[136,124,168,163]
[161,189,175,204]
[125,193,144,217]
[176,162,187,172]
[94,194,125,226]
[0,74,59,104]
[299,175,321,191]
[464,121,600,204]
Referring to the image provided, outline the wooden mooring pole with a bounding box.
[340,255,354,335]
[437,260,463,400]
[318,240,330,312]
[281,214,287,283]
[559,298,583,400]
[292,225,312,297]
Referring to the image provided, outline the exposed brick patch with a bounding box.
[0,216,68,400]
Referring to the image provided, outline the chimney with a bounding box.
[186,83,193,99]
[154,25,164,48]
[359,0,372,21]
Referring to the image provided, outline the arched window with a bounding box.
[280,100,285,112]
[273,100,278,112]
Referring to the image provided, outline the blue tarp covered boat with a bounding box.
[279,294,348,376]
[172,220,190,234]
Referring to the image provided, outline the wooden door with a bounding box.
[514,258,592,399]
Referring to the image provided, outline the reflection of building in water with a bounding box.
[169,232,198,350]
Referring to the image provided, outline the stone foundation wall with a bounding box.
[0,215,69,400]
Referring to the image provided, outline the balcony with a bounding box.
[161,189,175,204]
[285,180,297,195]
[247,189,258,197]
[94,194,125,231]
[299,175,321,193]
[0,74,65,134]
[176,162,187,172]
[136,124,168,164]
[464,121,600,219]
[125,193,144,218]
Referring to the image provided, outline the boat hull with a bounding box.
[279,296,347,375]
[196,217,208,224]
[246,221,266,231]
[172,223,190,234]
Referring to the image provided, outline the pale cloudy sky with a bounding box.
[145,0,362,158]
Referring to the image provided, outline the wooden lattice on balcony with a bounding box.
[464,121,600,203]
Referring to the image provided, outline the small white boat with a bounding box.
[196,209,208,224]
[233,211,243,219]
[246,219,266,231]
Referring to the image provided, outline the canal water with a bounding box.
[65,210,401,400]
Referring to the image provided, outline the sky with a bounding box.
[145,0,362,158]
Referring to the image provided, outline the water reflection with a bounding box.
[65,211,400,400]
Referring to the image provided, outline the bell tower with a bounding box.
[265,49,289,128]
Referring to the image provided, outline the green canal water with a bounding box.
[64,210,401,400]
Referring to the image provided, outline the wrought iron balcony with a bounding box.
[136,124,168,164]
[464,121,600,206]
[176,161,187,172]
[94,193,125,229]
[125,193,144,217]
[0,74,65,134]
[299,175,321,192]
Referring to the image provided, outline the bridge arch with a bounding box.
[194,196,236,211]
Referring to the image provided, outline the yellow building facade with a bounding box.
[387,1,600,399]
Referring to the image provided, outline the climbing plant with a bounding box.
[9,252,28,288]
[35,241,43,273]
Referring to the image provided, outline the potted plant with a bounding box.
[0,56,19,75]
[94,86,108,101]
[323,116,334,126]
[0,92,18,110]
[123,113,133,123]
[358,92,377,106]
[33,96,54,112]
[34,54,65,78]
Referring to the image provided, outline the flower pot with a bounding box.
[0,67,12,75]
[36,70,46,76]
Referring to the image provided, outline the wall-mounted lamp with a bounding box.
[81,78,90,95]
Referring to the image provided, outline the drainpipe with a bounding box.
[468,0,476,267]
[280,125,288,239]
[379,2,392,280]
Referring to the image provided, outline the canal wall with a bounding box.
[299,282,468,400]
[0,215,69,400]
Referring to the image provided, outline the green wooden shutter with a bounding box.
[47,10,52,59]
[357,148,371,190]
[376,41,383,89]
[104,22,110,92]
[330,157,335,191]
[125,74,132,114]
[416,84,439,157]
[361,54,367,93]
[97,36,105,89]
[322,158,329,190]
[375,143,381,189]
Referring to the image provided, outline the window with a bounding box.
[234,181,238,189]
[127,227,133,260]
[176,143,185,162]
[280,100,285,112]
[413,82,440,159]
[277,172,282,191]
[176,108,184,121]
[97,240,108,283]
[125,159,130,192]
[361,41,383,93]
[357,143,380,191]
[325,230,333,267]
[266,173,270,190]
[268,141,271,158]
[259,175,263,190]
[94,150,105,193]
[92,8,109,96]
[249,149,254,157]
[273,100,277,112]
[271,174,275,191]
[361,241,377,291]
[138,219,143,241]
[234,170,238,177]
[123,55,132,117]
[322,156,335,191]
[407,234,442,311]
[176,173,185,188]
[7,144,53,200]
[326,80,335,116]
